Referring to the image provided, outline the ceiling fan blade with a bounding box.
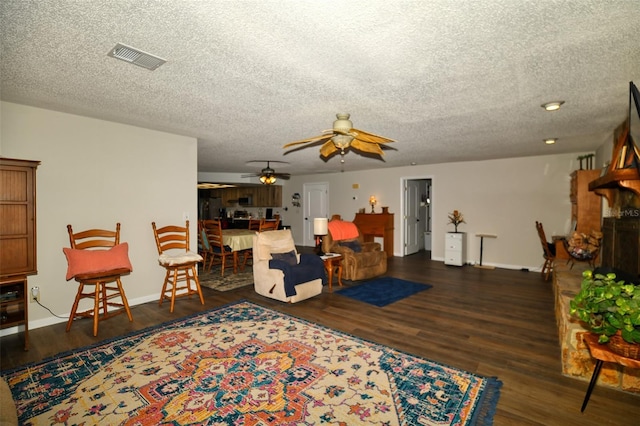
[350,128,395,144]
[247,160,289,164]
[283,133,333,148]
[319,140,339,157]
[274,173,291,180]
[350,139,385,156]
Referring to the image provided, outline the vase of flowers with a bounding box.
[448,210,465,233]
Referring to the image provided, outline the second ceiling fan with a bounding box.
[241,160,290,185]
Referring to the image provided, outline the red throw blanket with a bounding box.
[328,220,359,241]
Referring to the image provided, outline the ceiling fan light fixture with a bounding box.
[541,101,565,111]
[332,134,354,149]
[260,174,276,185]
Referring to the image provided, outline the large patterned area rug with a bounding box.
[3,301,501,425]
[198,269,253,291]
[337,277,433,307]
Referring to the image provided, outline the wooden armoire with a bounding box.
[0,157,40,350]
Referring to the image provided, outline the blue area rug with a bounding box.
[336,276,433,307]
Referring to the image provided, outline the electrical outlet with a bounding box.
[30,286,40,303]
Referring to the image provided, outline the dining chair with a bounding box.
[535,221,556,281]
[151,220,204,312]
[198,220,215,271]
[259,217,280,231]
[202,218,237,276]
[247,218,261,231]
[64,223,133,336]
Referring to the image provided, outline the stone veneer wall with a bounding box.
[553,261,640,393]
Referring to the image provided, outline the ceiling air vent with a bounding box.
[107,43,166,70]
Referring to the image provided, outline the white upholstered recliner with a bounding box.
[253,229,325,303]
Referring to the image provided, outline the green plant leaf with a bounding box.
[570,271,640,342]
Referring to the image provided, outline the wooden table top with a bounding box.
[583,333,640,369]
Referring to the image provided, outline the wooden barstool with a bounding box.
[151,220,204,312]
[65,223,133,336]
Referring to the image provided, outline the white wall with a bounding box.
[1,102,198,331]
[284,153,595,271]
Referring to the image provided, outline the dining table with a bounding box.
[221,229,256,253]
[220,229,256,274]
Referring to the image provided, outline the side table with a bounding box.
[581,333,640,412]
[320,253,343,291]
[474,233,497,269]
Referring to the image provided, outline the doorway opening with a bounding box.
[403,178,432,256]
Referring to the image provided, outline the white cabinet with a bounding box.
[444,232,466,266]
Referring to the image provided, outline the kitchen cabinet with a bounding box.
[212,186,282,207]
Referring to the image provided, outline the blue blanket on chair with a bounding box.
[269,254,327,297]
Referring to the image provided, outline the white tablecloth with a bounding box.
[221,229,256,252]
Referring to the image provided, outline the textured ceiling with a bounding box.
[1,1,639,177]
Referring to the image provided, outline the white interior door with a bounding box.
[303,182,329,247]
[404,180,420,255]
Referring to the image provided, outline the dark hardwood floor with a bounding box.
[2,252,639,425]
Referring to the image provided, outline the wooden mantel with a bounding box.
[589,168,640,206]
[588,126,640,206]
[353,210,394,258]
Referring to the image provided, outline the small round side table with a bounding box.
[320,253,343,291]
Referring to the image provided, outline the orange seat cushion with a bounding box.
[63,242,133,281]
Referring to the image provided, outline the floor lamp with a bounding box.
[314,218,328,256]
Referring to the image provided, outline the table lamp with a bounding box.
[369,195,377,213]
[313,217,328,256]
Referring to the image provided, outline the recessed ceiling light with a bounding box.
[544,138,557,145]
[541,101,565,111]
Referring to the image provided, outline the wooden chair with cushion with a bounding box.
[535,221,556,281]
[201,218,237,276]
[151,220,204,312]
[322,215,387,281]
[64,223,133,336]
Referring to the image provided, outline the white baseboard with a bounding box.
[0,293,160,337]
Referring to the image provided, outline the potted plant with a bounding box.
[569,270,640,358]
[447,210,465,233]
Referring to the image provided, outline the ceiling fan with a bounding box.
[241,160,291,185]
[283,113,395,161]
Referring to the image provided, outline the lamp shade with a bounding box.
[313,217,328,235]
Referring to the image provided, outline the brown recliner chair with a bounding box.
[322,215,387,281]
